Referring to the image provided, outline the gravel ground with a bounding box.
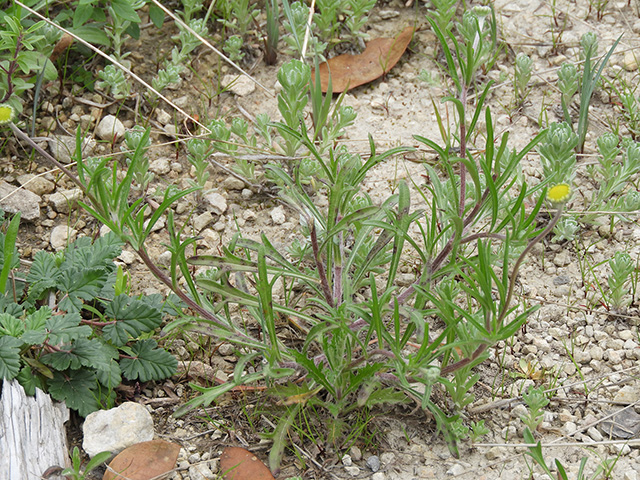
[2,0,640,478]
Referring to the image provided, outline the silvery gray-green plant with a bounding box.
[553,217,580,242]
[223,35,245,63]
[314,0,343,41]
[171,18,208,67]
[607,251,635,311]
[150,64,182,98]
[427,0,457,34]
[106,0,145,64]
[186,138,212,195]
[217,0,259,39]
[514,52,533,105]
[282,0,327,59]
[122,125,153,193]
[538,122,578,185]
[558,62,579,130]
[583,138,640,227]
[96,64,131,99]
[276,59,310,156]
[344,0,377,39]
[520,386,550,432]
[180,0,205,22]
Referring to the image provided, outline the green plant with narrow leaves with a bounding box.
[557,32,621,153]
[523,427,619,480]
[427,0,457,34]
[2,4,566,469]
[6,2,640,476]
[282,0,327,59]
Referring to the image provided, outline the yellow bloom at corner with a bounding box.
[547,183,571,204]
[0,104,14,125]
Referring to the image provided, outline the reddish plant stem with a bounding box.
[441,205,565,375]
[458,85,468,218]
[0,34,23,103]
[310,222,334,308]
[134,247,231,330]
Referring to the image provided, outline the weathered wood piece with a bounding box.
[0,380,70,479]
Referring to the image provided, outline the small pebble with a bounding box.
[624,471,638,480]
[485,446,505,460]
[96,115,125,141]
[446,464,465,475]
[193,212,214,232]
[118,250,136,265]
[271,205,286,225]
[587,426,603,442]
[150,158,171,175]
[50,225,77,250]
[156,109,172,125]
[204,192,227,215]
[564,422,577,435]
[350,445,362,461]
[366,455,381,472]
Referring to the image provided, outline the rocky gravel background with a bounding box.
[2,0,640,479]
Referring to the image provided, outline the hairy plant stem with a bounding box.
[310,222,334,308]
[134,247,231,329]
[458,85,468,218]
[395,175,495,307]
[0,34,23,103]
[440,204,565,375]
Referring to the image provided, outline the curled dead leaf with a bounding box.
[50,34,74,62]
[220,447,275,480]
[313,26,415,93]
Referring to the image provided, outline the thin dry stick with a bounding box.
[471,363,640,414]
[150,0,273,96]
[300,0,317,60]
[14,1,208,133]
[474,438,640,449]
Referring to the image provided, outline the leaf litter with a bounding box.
[312,26,414,93]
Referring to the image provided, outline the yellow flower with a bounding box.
[0,104,14,125]
[547,183,571,204]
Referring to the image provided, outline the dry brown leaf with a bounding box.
[220,447,275,480]
[103,439,180,480]
[313,26,414,93]
[50,34,73,62]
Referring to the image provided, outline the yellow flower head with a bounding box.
[0,104,14,125]
[547,183,571,204]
